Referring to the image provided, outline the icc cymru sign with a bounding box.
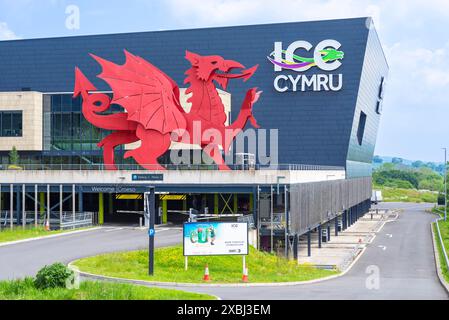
[268,39,344,93]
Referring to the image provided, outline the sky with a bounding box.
[0,0,448,162]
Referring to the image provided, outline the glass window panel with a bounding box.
[72,96,81,112]
[1,112,12,136]
[11,112,22,136]
[51,95,62,112]
[61,94,72,111]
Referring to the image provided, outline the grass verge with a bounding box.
[0,226,89,244]
[433,220,449,283]
[0,278,214,300]
[73,246,339,284]
[373,186,437,203]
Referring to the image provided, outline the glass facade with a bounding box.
[42,93,134,166]
[0,94,138,167]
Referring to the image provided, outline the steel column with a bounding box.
[59,185,63,229]
[22,184,26,228]
[335,216,339,237]
[16,188,20,226]
[318,225,322,248]
[270,185,274,253]
[72,185,76,224]
[284,187,289,258]
[307,231,312,257]
[34,185,38,227]
[9,184,13,230]
[327,223,331,242]
[47,184,50,228]
[293,234,298,260]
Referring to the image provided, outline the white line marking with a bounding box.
[378,245,387,251]
[104,228,124,233]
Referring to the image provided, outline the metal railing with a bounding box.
[0,211,96,230]
[0,163,345,171]
[435,217,449,275]
[60,211,94,230]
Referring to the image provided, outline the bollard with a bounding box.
[139,217,143,228]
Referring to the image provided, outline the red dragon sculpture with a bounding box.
[73,50,261,171]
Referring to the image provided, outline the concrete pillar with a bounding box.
[233,194,238,214]
[214,193,219,215]
[162,198,168,224]
[98,193,104,225]
[39,192,45,217]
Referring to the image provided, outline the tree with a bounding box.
[392,157,403,164]
[412,160,424,168]
[373,155,383,164]
[9,146,19,166]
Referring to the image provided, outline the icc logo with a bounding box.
[268,39,344,72]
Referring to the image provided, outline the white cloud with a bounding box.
[0,21,19,40]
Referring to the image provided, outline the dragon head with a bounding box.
[185,50,258,90]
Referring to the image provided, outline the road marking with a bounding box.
[378,245,387,251]
[386,234,393,238]
[104,228,124,233]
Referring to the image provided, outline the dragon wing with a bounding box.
[91,50,186,134]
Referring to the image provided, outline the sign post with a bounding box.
[144,188,156,276]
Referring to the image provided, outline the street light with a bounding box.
[443,148,447,222]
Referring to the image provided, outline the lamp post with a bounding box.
[443,148,447,222]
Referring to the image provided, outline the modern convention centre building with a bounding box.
[0,17,388,256]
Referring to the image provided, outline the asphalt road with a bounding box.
[157,202,448,300]
[0,226,182,281]
[0,203,447,300]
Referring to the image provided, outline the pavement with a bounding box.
[0,226,182,281]
[297,212,389,270]
[0,202,447,300]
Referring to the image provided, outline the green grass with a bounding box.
[0,278,214,300]
[73,246,339,284]
[373,185,438,203]
[433,219,449,283]
[0,226,91,244]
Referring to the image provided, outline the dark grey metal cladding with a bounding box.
[289,177,371,235]
[346,22,389,177]
[0,18,386,171]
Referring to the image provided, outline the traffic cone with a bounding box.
[203,264,211,282]
[45,220,50,231]
[242,265,249,283]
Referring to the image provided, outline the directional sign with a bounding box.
[132,174,164,181]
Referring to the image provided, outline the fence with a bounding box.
[0,163,345,171]
[289,177,372,235]
[0,210,96,230]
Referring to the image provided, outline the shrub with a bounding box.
[34,263,74,290]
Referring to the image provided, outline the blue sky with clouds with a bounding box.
[0,0,448,162]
